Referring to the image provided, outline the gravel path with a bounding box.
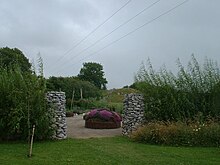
[66,115,122,139]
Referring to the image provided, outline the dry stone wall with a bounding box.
[47,91,67,140]
[122,93,145,136]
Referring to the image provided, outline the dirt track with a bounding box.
[66,115,122,139]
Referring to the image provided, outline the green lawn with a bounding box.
[0,136,219,165]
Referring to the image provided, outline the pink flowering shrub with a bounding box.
[84,109,122,123]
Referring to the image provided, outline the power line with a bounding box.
[55,0,161,72]
[57,0,189,75]
[52,0,132,65]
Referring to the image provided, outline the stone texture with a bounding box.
[122,93,145,136]
[47,91,67,140]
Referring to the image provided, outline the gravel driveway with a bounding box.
[66,115,122,139]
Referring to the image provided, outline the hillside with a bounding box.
[103,88,139,103]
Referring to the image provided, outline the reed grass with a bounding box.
[135,55,220,121]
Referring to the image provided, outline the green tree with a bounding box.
[78,62,108,89]
[0,47,31,72]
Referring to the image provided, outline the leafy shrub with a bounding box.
[131,120,220,147]
[0,66,54,140]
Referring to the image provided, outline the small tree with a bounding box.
[78,62,108,89]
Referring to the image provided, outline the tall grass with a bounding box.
[135,55,220,122]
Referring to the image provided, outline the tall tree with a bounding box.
[0,47,31,72]
[78,62,108,89]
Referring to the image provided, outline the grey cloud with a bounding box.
[0,0,220,88]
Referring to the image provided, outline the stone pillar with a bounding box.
[122,93,145,136]
[47,91,67,140]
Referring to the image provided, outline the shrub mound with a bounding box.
[84,109,122,129]
[131,121,220,147]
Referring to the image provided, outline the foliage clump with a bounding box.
[131,55,220,146]
[0,50,53,140]
[135,55,220,121]
[0,47,32,73]
[131,119,220,147]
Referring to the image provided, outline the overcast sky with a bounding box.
[0,0,220,89]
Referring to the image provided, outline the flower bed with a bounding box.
[84,109,122,129]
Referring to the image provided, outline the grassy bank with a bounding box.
[0,137,219,165]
